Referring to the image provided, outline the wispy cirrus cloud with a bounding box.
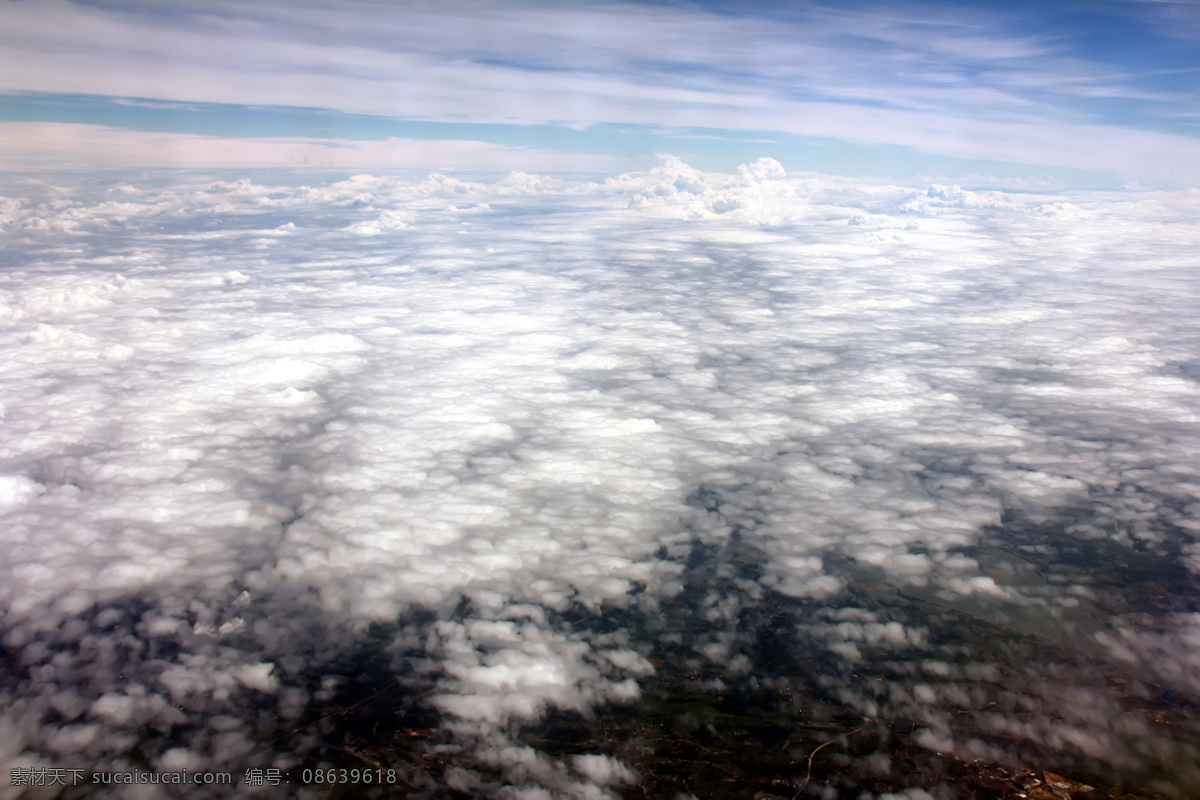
[0,121,621,172]
[0,0,1198,182]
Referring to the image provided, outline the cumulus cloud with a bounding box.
[2,160,1200,796]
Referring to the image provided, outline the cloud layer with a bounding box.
[2,160,1200,796]
[2,0,1199,181]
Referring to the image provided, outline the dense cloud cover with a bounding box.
[2,160,1200,797]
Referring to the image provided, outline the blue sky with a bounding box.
[1,0,1198,184]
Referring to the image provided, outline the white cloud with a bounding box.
[0,122,620,172]
[1,1,1197,181]
[2,160,1200,794]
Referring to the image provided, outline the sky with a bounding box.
[1,0,1200,185]
[3,2,1200,798]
